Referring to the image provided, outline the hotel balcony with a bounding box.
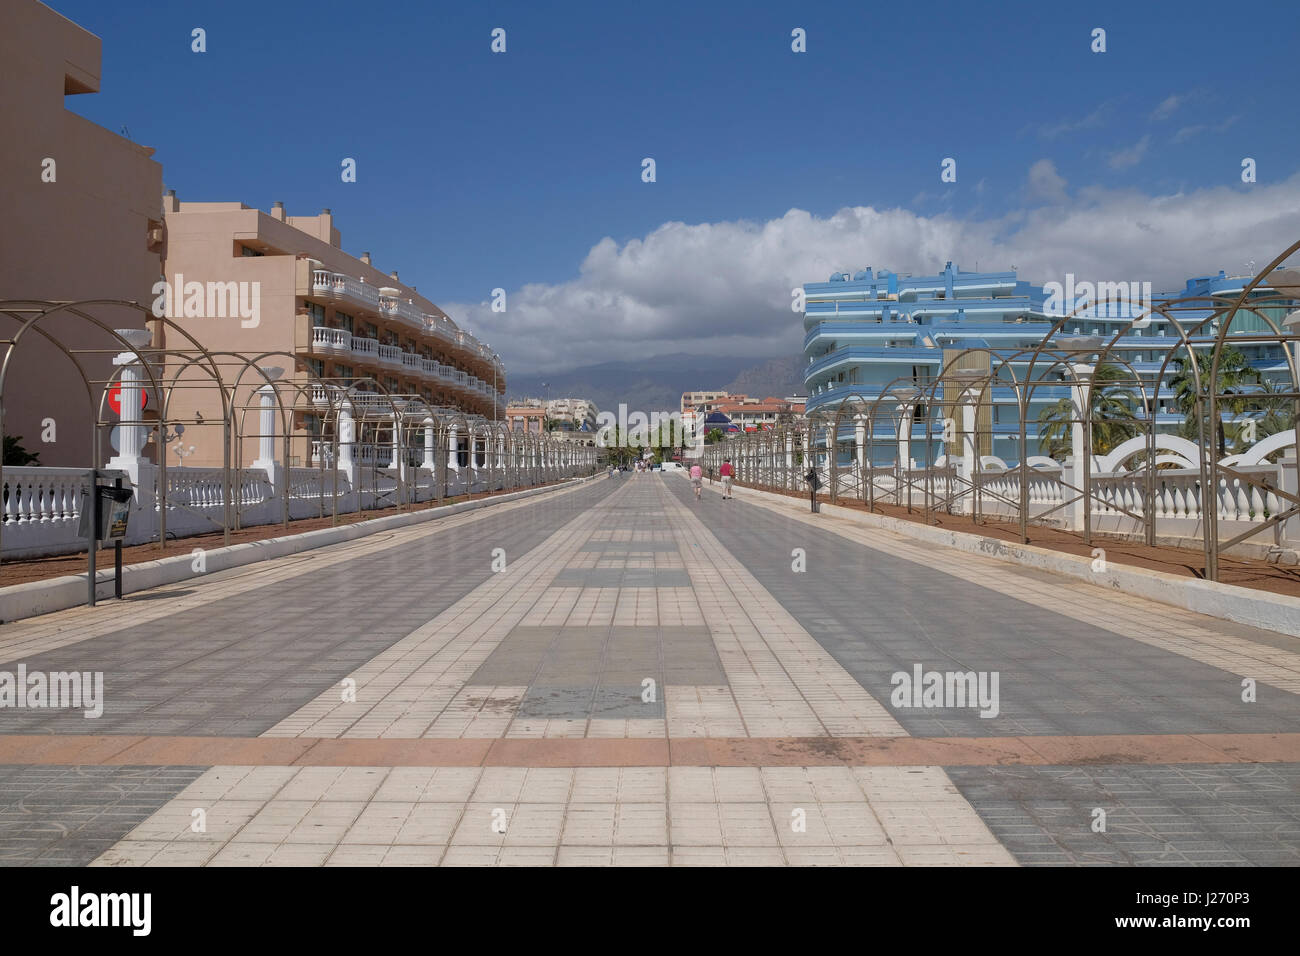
[303,327,500,397]
[378,290,425,330]
[308,268,501,371]
[311,269,382,312]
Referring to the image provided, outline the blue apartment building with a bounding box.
[801,262,1294,467]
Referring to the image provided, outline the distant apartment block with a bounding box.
[680,390,731,416]
[544,397,599,432]
[713,396,805,431]
[682,390,804,433]
[507,397,598,434]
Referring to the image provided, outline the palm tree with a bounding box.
[1036,363,1141,460]
[3,435,41,466]
[1168,346,1260,458]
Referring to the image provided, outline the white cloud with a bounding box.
[1150,94,1183,121]
[1040,103,1111,139]
[1108,134,1151,169]
[446,171,1300,375]
[1026,159,1068,203]
[1173,114,1238,144]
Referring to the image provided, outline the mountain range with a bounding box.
[506,353,804,413]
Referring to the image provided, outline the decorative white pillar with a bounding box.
[338,401,356,488]
[421,417,436,470]
[1069,363,1095,531]
[897,403,915,471]
[252,375,284,491]
[785,431,794,489]
[105,329,155,495]
[390,418,403,479]
[952,388,979,513]
[447,424,460,480]
[470,432,482,488]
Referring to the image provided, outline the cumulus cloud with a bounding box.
[446,171,1300,375]
[1026,159,1068,203]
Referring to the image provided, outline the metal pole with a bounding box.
[114,474,123,599]
[87,468,98,607]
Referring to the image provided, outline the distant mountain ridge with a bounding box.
[507,352,803,413]
[722,355,805,401]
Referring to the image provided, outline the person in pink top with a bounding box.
[719,458,734,499]
[690,463,703,500]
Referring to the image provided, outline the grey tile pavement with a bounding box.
[946,763,1300,866]
[663,478,1300,736]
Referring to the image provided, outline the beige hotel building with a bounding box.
[3,0,504,474]
[159,196,505,468]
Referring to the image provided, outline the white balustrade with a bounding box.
[311,326,350,352]
[2,468,85,528]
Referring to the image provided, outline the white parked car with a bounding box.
[660,461,683,472]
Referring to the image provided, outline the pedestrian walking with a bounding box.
[690,462,703,501]
[720,457,734,499]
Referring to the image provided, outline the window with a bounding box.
[362,321,379,339]
[307,302,326,326]
[334,364,354,386]
[305,357,324,378]
[335,311,354,334]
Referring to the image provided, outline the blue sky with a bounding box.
[48,0,1300,371]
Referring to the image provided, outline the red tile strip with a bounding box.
[1,732,1298,767]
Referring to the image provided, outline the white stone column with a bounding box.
[1069,363,1095,531]
[785,432,794,489]
[109,360,141,462]
[338,401,356,489]
[1278,449,1298,545]
[251,382,283,492]
[447,424,460,481]
[105,330,155,497]
[421,418,436,470]
[897,403,914,471]
[390,418,403,479]
[954,389,978,513]
[473,434,483,494]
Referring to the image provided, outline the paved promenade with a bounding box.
[1,475,1298,866]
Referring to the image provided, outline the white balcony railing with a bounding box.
[379,295,425,328]
[351,336,379,360]
[310,271,498,376]
[311,270,381,311]
[310,326,351,353]
[377,343,403,367]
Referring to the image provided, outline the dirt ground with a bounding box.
[729,480,1300,599]
[0,481,567,589]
